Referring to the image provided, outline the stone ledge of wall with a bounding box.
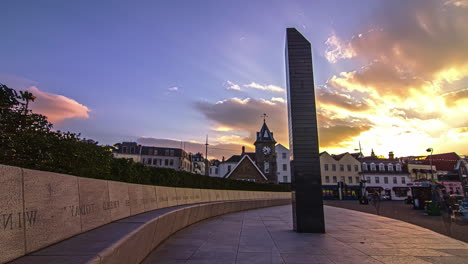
[0,164,291,263]
[11,199,292,264]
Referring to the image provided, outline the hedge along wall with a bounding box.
[17,157,291,192]
[0,165,292,263]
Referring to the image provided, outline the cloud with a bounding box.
[194,96,373,151]
[27,86,90,124]
[317,86,371,112]
[331,1,468,91]
[324,33,356,63]
[319,125,372,148]
[226,80,241,91]
[442,88,468,107]
[194,97,288,146]
[271,97,286,104]
[391,107,441,121]
[167,86,179,92]
[445,0,468,7]
[244,82,285,93]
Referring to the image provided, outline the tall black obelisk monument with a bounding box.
[285,28,325,233]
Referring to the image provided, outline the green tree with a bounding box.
[19,90,36,114]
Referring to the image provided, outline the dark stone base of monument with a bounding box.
[286,28,325,233]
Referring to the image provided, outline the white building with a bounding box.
[208,165,219,177]
[113,142,192,172]
[276,144,291,183]
[362,151,411,200]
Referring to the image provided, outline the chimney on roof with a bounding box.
[389,151,394,160]
[222,156,225,162]
[242,146,245,154]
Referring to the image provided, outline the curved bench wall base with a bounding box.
[10,199,291,264]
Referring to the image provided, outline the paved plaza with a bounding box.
[324,200,468,243]
[143,205,468,264]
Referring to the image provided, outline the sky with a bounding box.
[1,0,467,159]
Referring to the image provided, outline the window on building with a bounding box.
[142,158,146,164]
[325,176,330,183]
[370,163,376,171]
[356,177,360,184]
[340,176,345,182]
[153,158,157,165]
[283,164,287,171]
[210,168,212,174]
[324,164,329,171]
[130,147,135,154]
[122,146,127,153]
[165,159,169,166]
[388,164,393,171]
[363,163,368,171]
[283,176,288,182]
[264,162,270,173]
[154,150,158,155]
[396,164,402,171]
[393,177,397,184]
[333,176,337,183]
[340,164,344,171]
[375,177,380,184]
[384,177,388,184]
[366,177,371,184]
[215,168,218,174]
[401,177,406,184]
[228,165,231,172]
[165,150,170,156]
[348,176,353,184]
[379,163,385,171]
[169,159,174,166]
[332,164,336,171]
[354,165,359,171]
[159,159,162,165]
[282,153,287,159]
[170,150,175,156]
[347,164,351,171]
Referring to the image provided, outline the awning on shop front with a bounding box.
[392,187,409,191]
[366,186,383,192]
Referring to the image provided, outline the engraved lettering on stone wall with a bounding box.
[103,200,120,210]
[1,211,38,230]
[65,204,96,217]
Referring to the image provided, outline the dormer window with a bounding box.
[370,163,376,171]
[388,164,393,171]
[362,163,368,171]
[396,164,402,171]
[379,163,385,171]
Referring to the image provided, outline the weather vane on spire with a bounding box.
[261,113,268,123]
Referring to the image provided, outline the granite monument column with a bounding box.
[285,28,325,233]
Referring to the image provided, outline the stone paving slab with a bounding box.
[142,205,468,264]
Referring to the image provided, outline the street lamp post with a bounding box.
[426,148,434,181]
[355,142,366,204]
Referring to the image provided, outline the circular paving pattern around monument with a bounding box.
[143,205,468,264]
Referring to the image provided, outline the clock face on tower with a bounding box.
[262,146,271,155]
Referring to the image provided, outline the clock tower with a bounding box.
[254,119,278,183]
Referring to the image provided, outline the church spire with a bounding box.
[254,118,276,144]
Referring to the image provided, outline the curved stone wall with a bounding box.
[0,165,291,263]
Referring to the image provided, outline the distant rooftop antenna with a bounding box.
[205,135,209,176]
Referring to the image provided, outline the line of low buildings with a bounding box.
[112,123,467,200]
